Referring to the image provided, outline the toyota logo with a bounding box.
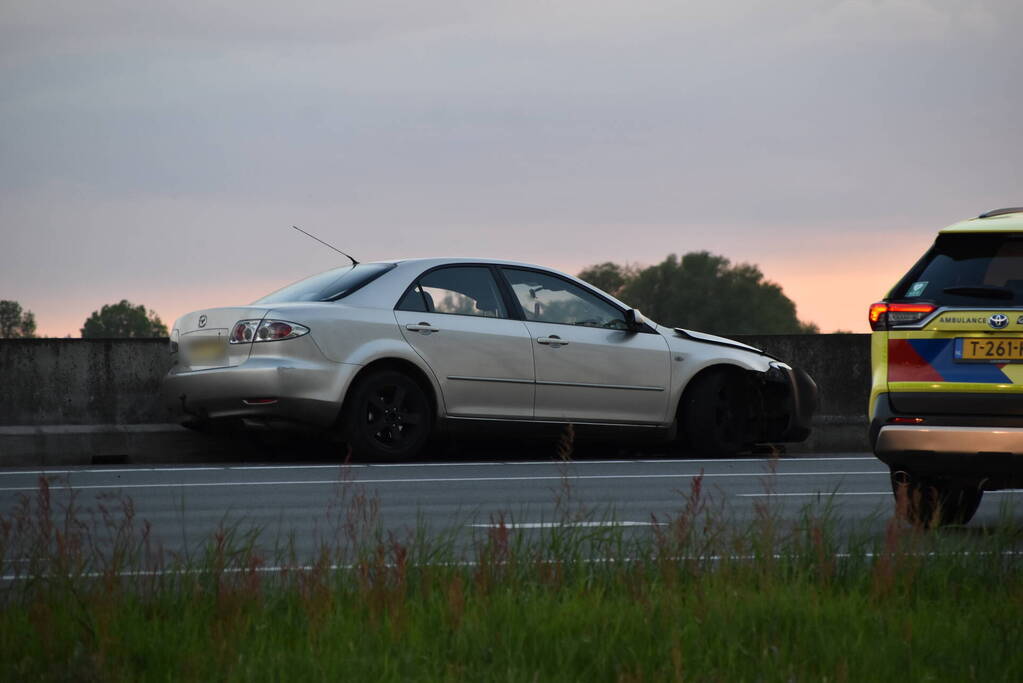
[198,314,207,328]
[988,314,1009,329]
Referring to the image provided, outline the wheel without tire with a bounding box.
[342,370,432,461]
[890,471,983,528]
[680,369,750,457]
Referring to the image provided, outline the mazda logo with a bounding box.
[198,314,207,328]
[988,314,1008,329]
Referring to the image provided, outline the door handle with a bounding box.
[405,323,437,334]
[536,335,568,346]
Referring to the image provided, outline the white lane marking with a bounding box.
[738,489,1023,498]
[739,491,888,497]
[368,456,878,467]
[6,549,1020,583]
[469,521,661,529]
[0,466,229,476]
[0,456,878,477]
[0,470,888,492]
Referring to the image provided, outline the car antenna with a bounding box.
[292,225,359,266]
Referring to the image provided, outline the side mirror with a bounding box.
[624,308,645,332]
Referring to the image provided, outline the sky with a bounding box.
[2,0,1021,336]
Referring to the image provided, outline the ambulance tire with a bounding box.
[890,470,983,528]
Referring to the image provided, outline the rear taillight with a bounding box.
[230,319,309,344]
[229,320,260,344]
[256,320,304,341]
[868,302,936,331]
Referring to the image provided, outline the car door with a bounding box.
[394,265,535,419]
[499,267,670,424]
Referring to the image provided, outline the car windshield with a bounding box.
[891,234,1023,306]
[254,263,395,304]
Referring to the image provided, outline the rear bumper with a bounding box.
[162,357,360,428]
[871,393,1023,487]
[875,426,1023,486]
[876,425,1023,457]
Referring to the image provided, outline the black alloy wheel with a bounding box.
[890,471,984,528]
[344,370,432,461]
[681,369,750,457]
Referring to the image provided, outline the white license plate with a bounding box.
[186,338,226,362]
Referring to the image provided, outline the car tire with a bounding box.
[680,369,750,457]
[342,370,432,462]
[890,471,983,528]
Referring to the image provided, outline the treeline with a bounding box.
[0,299,166,339]
[579,251,818,335]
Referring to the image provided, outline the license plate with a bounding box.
[185,338,226,362]
[955,337,1023,362]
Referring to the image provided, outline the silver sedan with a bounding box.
[162,258,816,460]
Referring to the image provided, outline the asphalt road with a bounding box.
[3,449,1022,567]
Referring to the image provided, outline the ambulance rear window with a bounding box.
[891,234,1023,305]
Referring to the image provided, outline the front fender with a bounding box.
[666,331,816,443]
[669,341,776,404]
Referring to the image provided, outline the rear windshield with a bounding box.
[254,263,395,304]
[891,234,1023,306]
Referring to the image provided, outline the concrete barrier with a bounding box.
[0,339,200,465]
[0,335,871,465]
[0,339,175,426]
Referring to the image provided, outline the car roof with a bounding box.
[360,257,636,312]
[941,208,1023,234]
[380,257,558,269]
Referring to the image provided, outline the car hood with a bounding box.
[667,326,764,354]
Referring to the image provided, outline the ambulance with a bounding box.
[870,207,1023,526]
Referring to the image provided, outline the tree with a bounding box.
[578,252,819,335]
[81,300,168,338]
[0,300,37,338]
[576,262,637,299]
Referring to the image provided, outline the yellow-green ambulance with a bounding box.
[870,207,1023,526]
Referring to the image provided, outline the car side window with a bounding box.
[396,284,429,312]
[398,266,508,319]
[502,268,627,329]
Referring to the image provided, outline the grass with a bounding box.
[2,452,1023,682]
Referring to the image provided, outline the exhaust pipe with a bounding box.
[892,470,912,486]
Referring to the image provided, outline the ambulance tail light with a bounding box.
[869,302,936,331]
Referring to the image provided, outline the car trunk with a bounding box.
[178,307,269,370]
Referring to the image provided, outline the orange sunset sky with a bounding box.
[17,217,935,338]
